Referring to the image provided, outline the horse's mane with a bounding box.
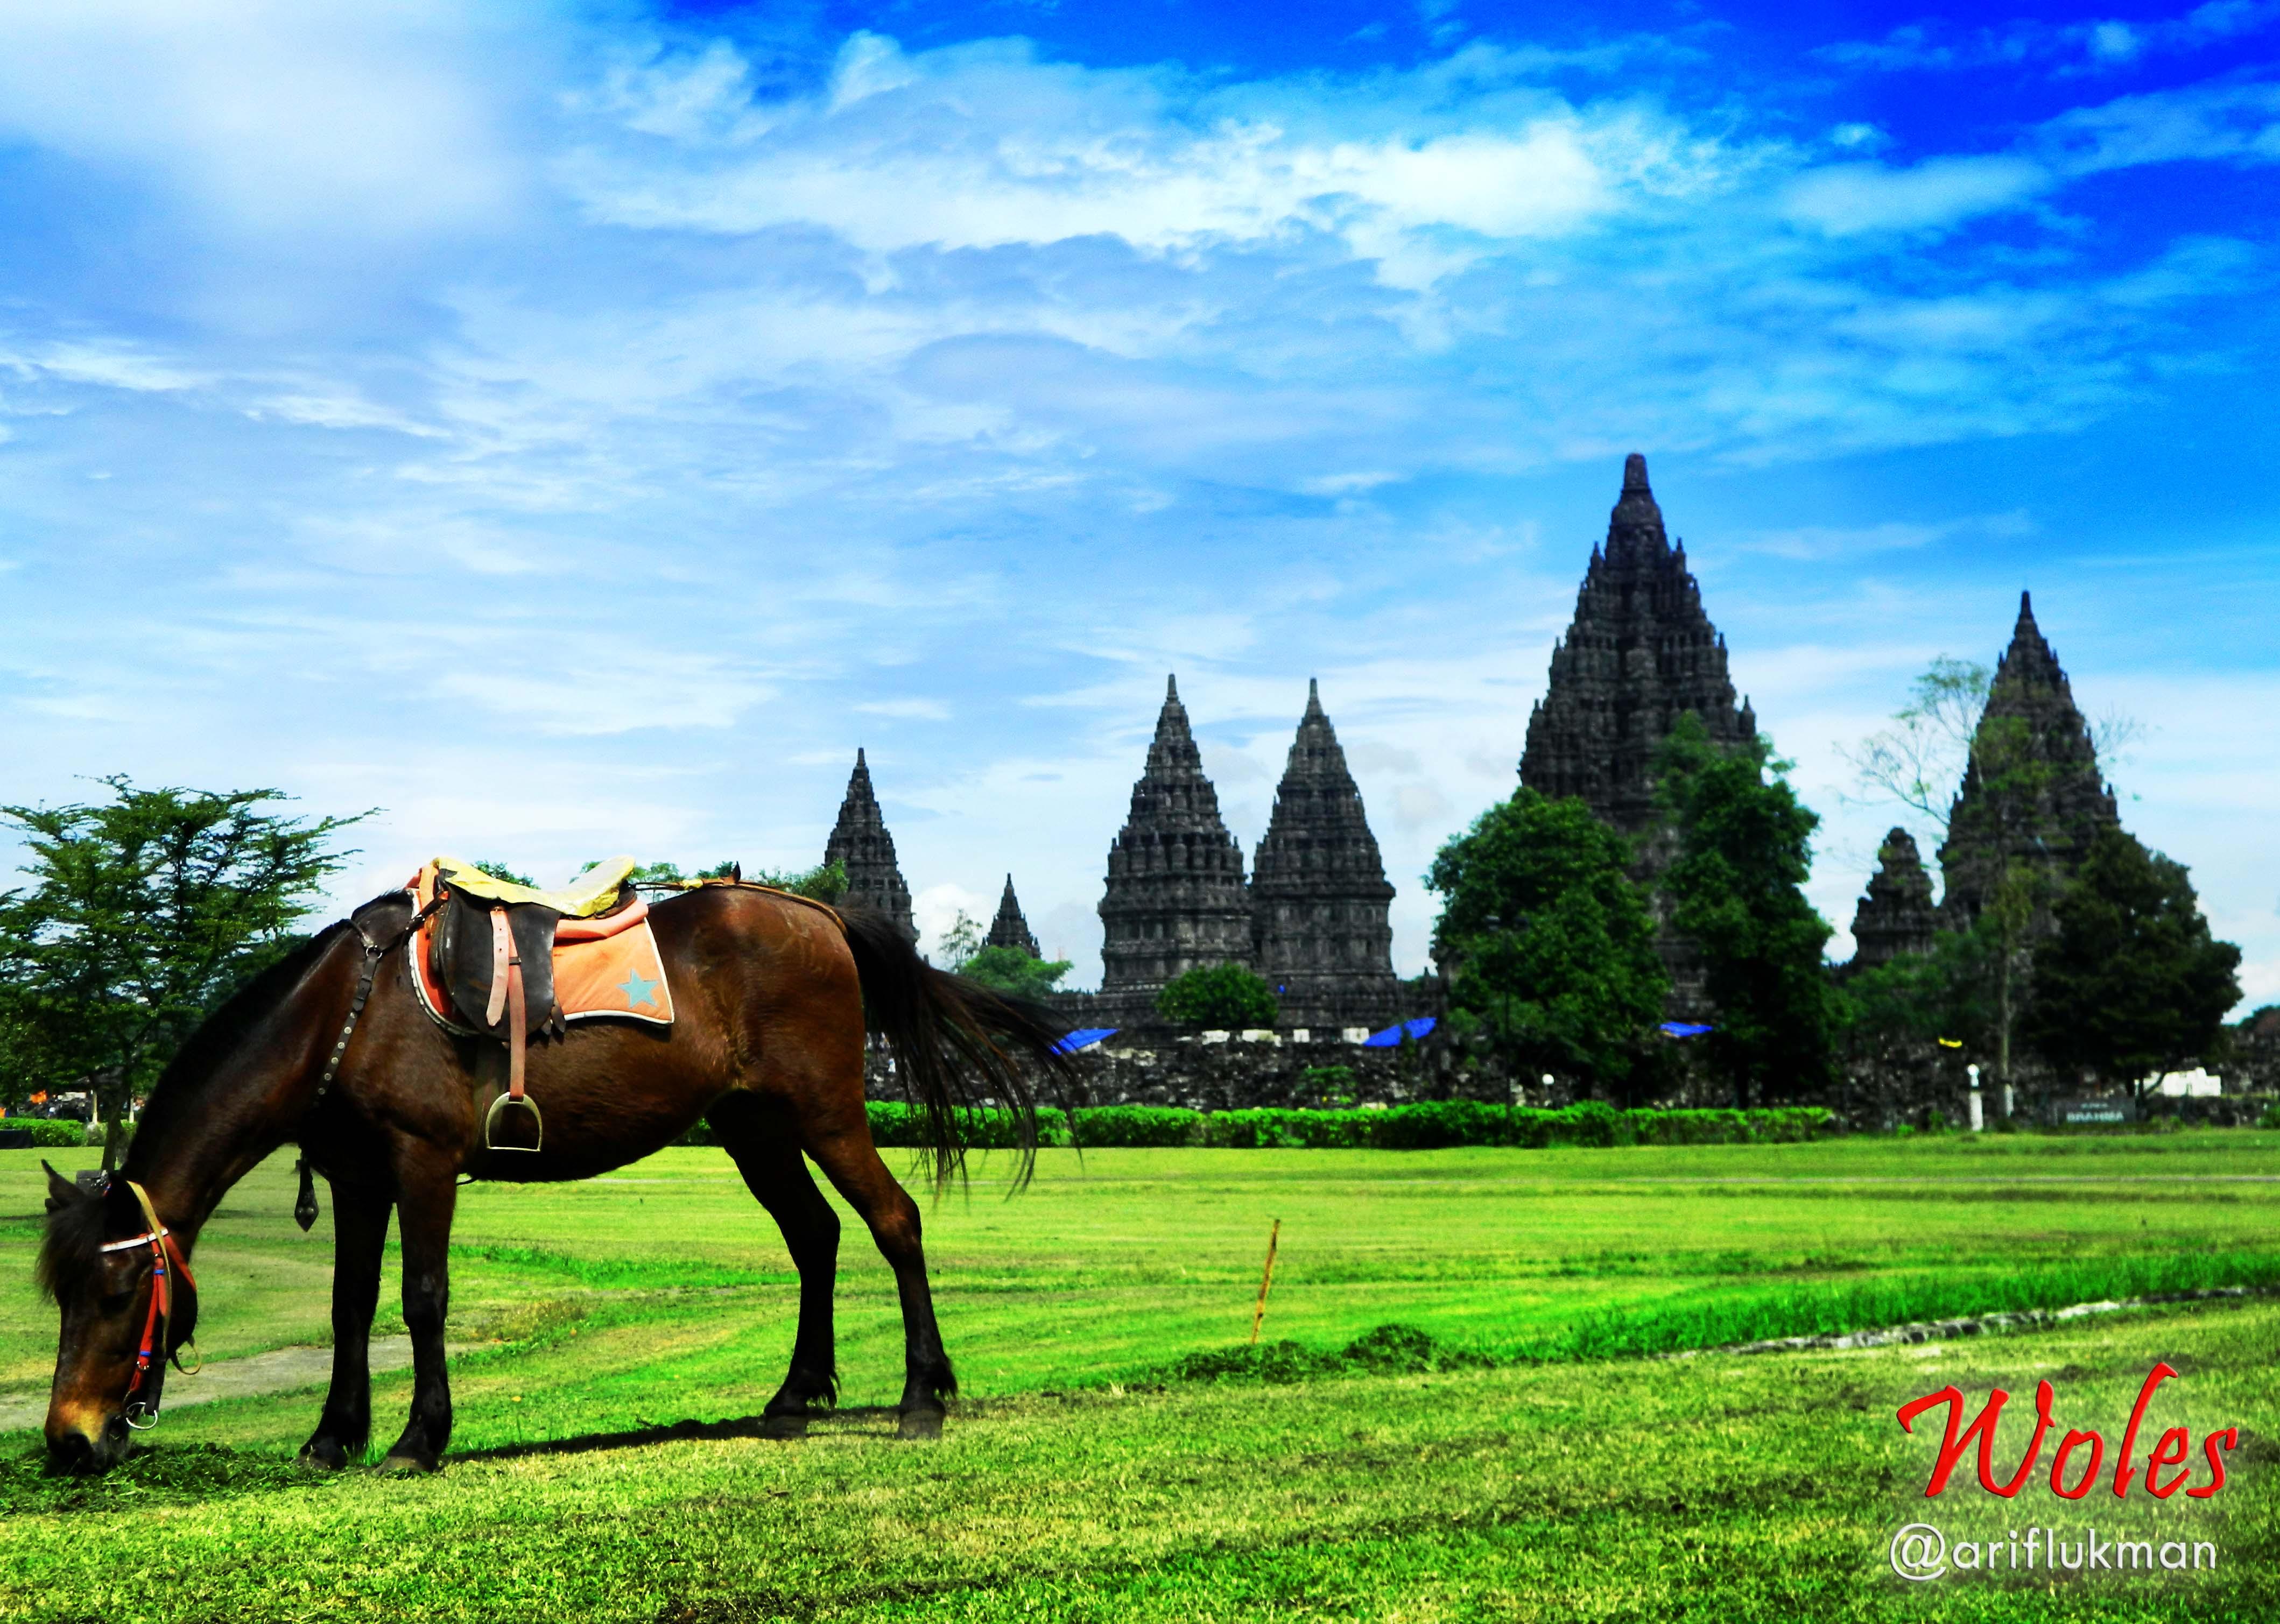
[37,916,356,1300]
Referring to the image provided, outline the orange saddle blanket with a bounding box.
[406,863,675,1030]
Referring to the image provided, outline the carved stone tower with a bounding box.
[824,748,917,942]
[1519,453,1757,839]
[1848,828,1939,971]
[1518,454,1756,1011]
[1097,675,1254,1017]
[1938,592,2120,929]
[985,873,1042,959]
[1251,680,1402,1030]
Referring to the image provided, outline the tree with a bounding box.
[1839,656,1992,842]
[1656,715,1840,1108]
[1156,964,1278,1029]
[2021,829,2242,1098]
[1842,655,2141,848]
[624,858,845,900]
[1426,789,1666,1093]
[0,778,367,1168]
[958,945,1074,1003]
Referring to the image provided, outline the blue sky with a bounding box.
[1,0,2274,1009]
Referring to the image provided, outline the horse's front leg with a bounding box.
[381,1144,459,1472]
[299,1179,392,1470]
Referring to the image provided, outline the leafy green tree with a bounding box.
[1156,964,1278,1029]
[0,778,367,1167]
[931,908,986,970]
[2021,828,2241,1098]
[1426,789,1666,1092]
[1655,715,1840,1108]
[957,945,1074,1002]
[1840,922,1997,1055]
[624,859,844,900]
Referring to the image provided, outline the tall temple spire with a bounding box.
[1097,673,1253,1014]
[1937,592,2119,928]
[824,747,917,942]
[1519,453,1755,839]
[985,873,1042,959]
[1516,454,1756,1014]
[1251,680,1401,1030]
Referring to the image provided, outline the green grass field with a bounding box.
[5,1132,2278,1620]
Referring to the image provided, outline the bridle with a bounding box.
[94,1177,201,1430]
[92,895,446,1433]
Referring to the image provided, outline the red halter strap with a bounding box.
[97,1180,199,1424]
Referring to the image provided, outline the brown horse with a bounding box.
[38,884,1066,1473]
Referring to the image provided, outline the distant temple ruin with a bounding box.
[1517,453,1755,1008]
[1846,828,1940,971]
[985,874,1042,959]
[1249,680,1403,1030]
[824,748,917,942]
[1096,676,1257,1014]
[1936,592,2121,930]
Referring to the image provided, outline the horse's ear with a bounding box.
[41,1160,81,1213]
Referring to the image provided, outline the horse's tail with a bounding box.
[835,903,1077,1189]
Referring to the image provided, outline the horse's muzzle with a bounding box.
[44,1411,126,1474]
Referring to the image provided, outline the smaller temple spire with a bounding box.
[1848,828,1938,972]
[985,873,1042,959]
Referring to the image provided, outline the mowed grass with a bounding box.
[4,1132,2279,1620]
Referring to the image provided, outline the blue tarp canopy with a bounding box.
[1362,1016,1437,1048]
[1053,1027,1118,1055]
[1659,1021,1714,1037]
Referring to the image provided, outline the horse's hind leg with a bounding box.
[800,1122,954,1439]
[708,1095,841,1438]
[298,1180,392,1470]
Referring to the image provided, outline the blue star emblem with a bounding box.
[618,968,660,1009]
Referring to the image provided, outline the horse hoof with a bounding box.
[297,1441,350,1472]
[897,1409,944,1441]
[761,1413,807,1441]
[380,1452,438,1474]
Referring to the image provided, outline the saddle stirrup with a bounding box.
[484,910,543,1153]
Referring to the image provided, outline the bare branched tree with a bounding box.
[1836,657,1990,843]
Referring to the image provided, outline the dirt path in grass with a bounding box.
[0,1338,421,1432]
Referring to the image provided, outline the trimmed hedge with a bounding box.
[0,1118,102,1149]
[833,1100,1833,1152]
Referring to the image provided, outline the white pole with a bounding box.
[1967,1063,1984,1133]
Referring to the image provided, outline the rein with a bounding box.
[96,1179,200,1429]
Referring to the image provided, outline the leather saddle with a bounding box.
[425,856,640,1152]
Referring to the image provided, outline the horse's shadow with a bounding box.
[454,1406,907,1463]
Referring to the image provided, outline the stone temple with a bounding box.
[1250,680,1402,1030]
[1083,674,1405,1030]
[1096,676,1255,1019]
[1937,592,2120,930]
[824,748,917,942]
[1519,453,1757,839]
[1847,828,1940,971]
[985,874,1042,959]
[1518,453,1755,1008]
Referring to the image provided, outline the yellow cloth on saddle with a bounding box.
[431,855,639,919]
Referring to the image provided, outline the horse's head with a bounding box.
[37,1162,198,1473]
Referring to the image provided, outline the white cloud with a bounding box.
[1782,156,2050,236]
